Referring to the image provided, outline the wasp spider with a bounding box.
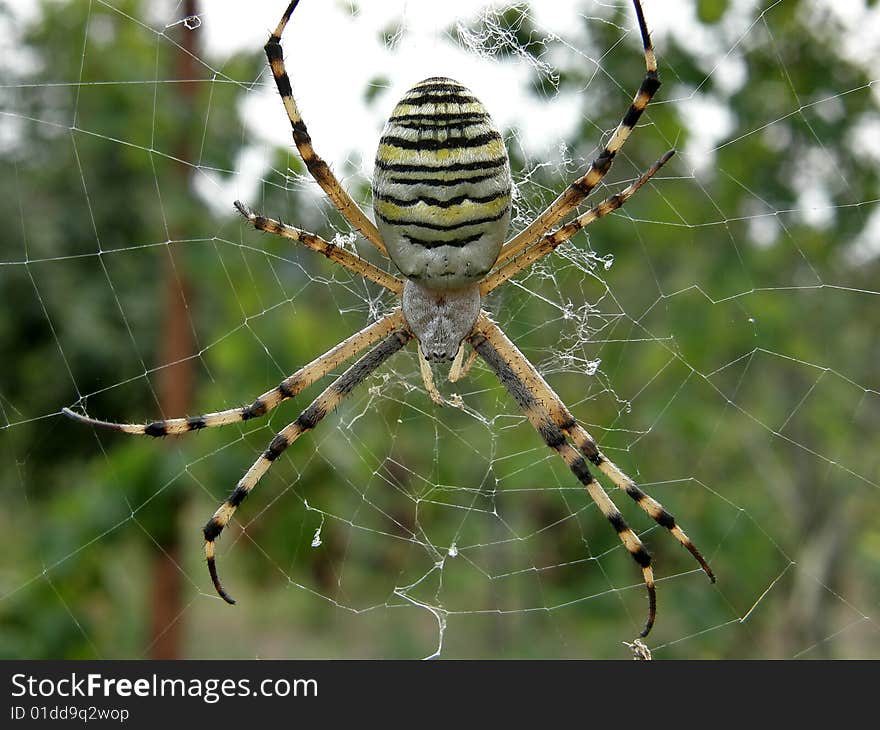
[64,0,715,639]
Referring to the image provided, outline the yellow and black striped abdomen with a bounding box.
[373,77,512,289]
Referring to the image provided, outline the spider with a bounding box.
[63,0,715,639]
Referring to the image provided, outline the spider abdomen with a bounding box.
[373,77,512,289]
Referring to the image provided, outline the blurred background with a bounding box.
[1,0,879,659]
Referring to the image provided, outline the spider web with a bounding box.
[2,0,879,659]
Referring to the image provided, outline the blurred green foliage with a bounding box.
[1,0,878,659]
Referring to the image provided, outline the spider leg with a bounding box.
[481,150,673,295]
[234,202,402,294]
[472,313,715,582]
[265,1,388,256]
[468,324,657,637]
[496,0,659,265]
[62,309,405,436]
[203,328,413,604]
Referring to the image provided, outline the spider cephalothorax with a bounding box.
[63,0,714,642]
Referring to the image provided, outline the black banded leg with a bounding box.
[62,309,405,437]
[234,202,402,294]
[481,151,674,295]
[265,1,387,256]
[469,329,657,637]
[496,0,661,265]
[472,313,715,583]
[203,329,413,604]
[564,422,715,581]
